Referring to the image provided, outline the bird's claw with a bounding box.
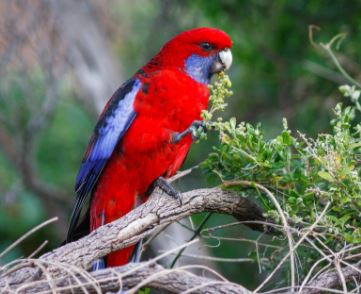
[156,176,182,205]
[190,120,207,140]
[171,120,207,144]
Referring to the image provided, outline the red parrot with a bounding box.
[66,27,232,268]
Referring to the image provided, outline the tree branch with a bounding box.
[1,187,360,293]
[304,261,361,294]
[1,187,266,288]
[41,188,266,267]
[12,262,251,294]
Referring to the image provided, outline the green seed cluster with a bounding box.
[197,72,233,139]
[205,71,233,118]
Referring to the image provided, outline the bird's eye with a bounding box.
[200,42,214,51]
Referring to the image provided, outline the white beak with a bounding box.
[219,48,232,71]
[210,48,233,74]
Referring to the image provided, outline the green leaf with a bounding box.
[318,171,334,182]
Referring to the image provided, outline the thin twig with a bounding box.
[170,212,212,268]
[0,217,58,259]
[224,180,296,292]
[254,200,330,292]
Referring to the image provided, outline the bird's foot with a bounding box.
[171,120,206,143]
[155,176,182,205]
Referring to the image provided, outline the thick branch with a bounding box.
[41,188,265,268]
[14,262,251,294]
[1,187,265,287]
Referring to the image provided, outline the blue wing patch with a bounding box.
[66,78,141,242]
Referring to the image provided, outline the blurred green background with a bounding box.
[0,0,360,289]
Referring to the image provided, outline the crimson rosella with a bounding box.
[66,27,232,268]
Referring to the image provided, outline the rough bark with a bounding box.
[0,187,265,289]
[10,262,251,294]
[1,187,360,293]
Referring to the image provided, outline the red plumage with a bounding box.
[69,27,232,267]
[91,71,209,265]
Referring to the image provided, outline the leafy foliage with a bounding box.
[202,71,361,276]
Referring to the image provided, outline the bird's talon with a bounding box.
[190,120,207,141]
[171,120,207,144]
[171,190,182,206]
[156,177,182,205]
[191,120,206,130]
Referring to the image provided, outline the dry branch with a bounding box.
[304,261,361,294]
[1,186,360,293]
[1,187,265,289]
[10,262,251,294]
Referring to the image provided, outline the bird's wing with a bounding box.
[66,78,141,241]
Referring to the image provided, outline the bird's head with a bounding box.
[141,27,232,84]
